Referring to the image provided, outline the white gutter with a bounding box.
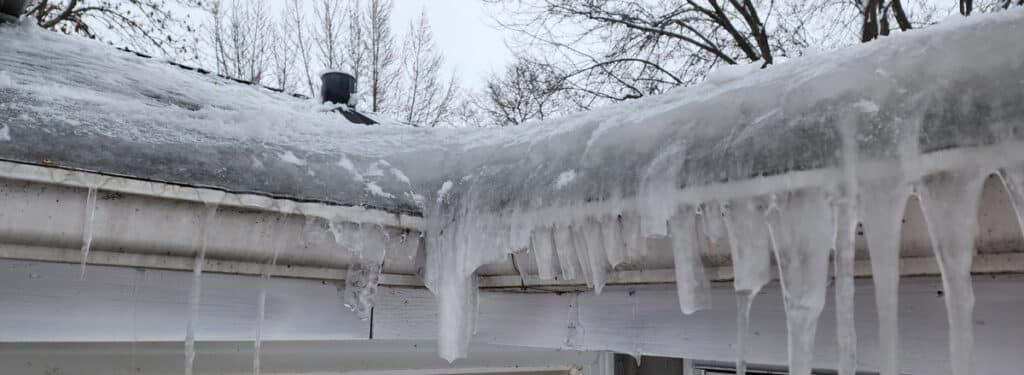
[0,151,1021,290]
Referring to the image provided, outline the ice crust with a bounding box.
[2,9,1024,373]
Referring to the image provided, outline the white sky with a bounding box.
[390,0,513,89]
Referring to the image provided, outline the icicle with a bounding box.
[185,204,219,375]
[581,219,609,294]
[999,166,1024,238]
[254,286,267,375]
[530,227,558,280]
[437,273,478,362]
[600,216,627,268]
[835,114,858,375]
[343,263,382,319]
[766,189,835,375]
[668,204,711,314]
[918,170,987,375]
[722,196,773,375]
[834,199,857,375]
[130,269,143,374]
[723,197,772,296]
[512,252,531,285]
[553,224,580,280]
[343,224,386,320]
[571,226,595,288]
[734,292,754,375]
[860,178,910,375]
[254,213,290,375]
[629,289,643,365]
[620,214,648,261]
[79,187,98,279]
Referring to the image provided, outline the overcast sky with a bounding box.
[390,0,513,89]
[244,0,514,90]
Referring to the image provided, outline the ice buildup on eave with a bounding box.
[2,9,1024,374]
[417,9,1024,372]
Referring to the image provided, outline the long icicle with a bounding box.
[185,204,219,375]
[668,204,711,314]
[722,196,772,375]
[860,178,910,375]
[835,109,859,375]
[834,199,857,375]
[917,170,987,375]
[766,189,835,375]
[255,212,290,375]
[79,187,98,279]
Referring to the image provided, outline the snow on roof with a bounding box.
[2,10,1024,363]
[1,13,1021,218]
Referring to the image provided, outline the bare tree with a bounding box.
[365,0,398,113]
[25,0,205,58]
[270,13,297,92]
[346,0,369,107]
[398,10,459,127]
[857,0,914,42]
[207,0,273,84]
[313,0,345,70]
[483,58,570,127]
[284,0,317,96]
[487,0,805,108]
[448,92,491,128]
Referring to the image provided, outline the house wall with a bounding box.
[1,259,1020,374]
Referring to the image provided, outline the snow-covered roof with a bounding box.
[2,13,1021,222]
[0,23,424,215]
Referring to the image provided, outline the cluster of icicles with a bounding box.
[70,167,1024,375]
[75,192,407,375]
[422,164,1024,375]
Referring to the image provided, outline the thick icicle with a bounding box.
[343,225,386,320]
[766,189,835,375]
[553,224,580,280]
[79,187,98,279]
[530,227,558,280]
[580,219,609,294]
[668,205,711,314]
[835,111,858,375]
[437,273,478,362]
[859,178,910,375]
[571,226,595,288]
[185,204,219,375]
[917,170,987,375]
[723,197,773,295]
[600,216,627,268]
[344,262,382,319]
[833,200,857,375]
[722,196,772,375]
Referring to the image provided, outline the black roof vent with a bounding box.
[319,71,376,125]
[320,71,357,106]
[0,0,28,23]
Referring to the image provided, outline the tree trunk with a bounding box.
[890,0,913,31]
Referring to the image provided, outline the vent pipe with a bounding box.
[320,71,357,106]
[0,0,27,23]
